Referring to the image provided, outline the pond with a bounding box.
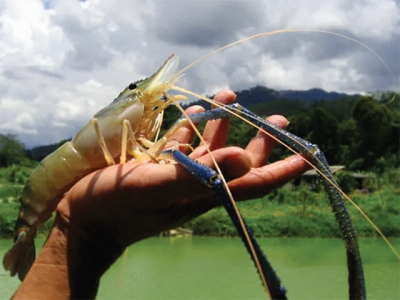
[0,237,399,299]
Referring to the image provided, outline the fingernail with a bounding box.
[290,156,300,164]
[290,155,311,170]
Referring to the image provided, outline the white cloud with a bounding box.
[0,0,398,148]
[0,98,38,135]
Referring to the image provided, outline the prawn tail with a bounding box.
[3,226,36,281]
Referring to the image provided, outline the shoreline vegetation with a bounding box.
[1,170,398,239]
[0,91,399,239]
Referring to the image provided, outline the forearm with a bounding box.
[13,215,125,299]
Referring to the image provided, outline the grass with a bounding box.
[184,184,400,238]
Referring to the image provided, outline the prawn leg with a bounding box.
[171,149,287,300]
[91,118,116,165]
[120,120,158,164]
[174,104,365,299]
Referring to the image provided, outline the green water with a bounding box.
[1,237,399,299]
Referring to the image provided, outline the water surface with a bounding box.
[1,237,398,299]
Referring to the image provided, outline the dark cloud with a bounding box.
[153,1,265,47]
[3,67,63,80]
[26,66,64,79]
[2,69,24,80]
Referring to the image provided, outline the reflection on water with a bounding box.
[0,237,399,299]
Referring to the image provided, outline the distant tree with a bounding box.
[288,113,311,140]
[308,107,339,163]
[338,118,357,146]
[227,117,258,149]
[352,97,392,170]
[0,134,28,167]
[25,138,71,162]
[337,118,357,165]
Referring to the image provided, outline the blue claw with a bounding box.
[173,149,287,300]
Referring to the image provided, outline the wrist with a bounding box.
[55,213,126,298]
[14,213,125,299]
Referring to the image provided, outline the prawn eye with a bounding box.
[128,83,137,90]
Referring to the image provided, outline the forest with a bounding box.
[0,87,399,238]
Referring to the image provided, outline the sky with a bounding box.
[0,0,399,148]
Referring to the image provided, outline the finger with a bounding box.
[245,115,289,167]
[194,146,252,180]
[153,147,254,225]
[190,90,236,158]
[166,105,205,147]
[169,147,251,201]
[161,153,309,226]
[228,154,310,201]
